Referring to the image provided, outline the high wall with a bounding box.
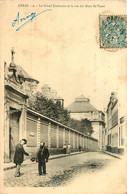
[25,108,98,155]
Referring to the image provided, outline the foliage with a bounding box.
[28,92,94,136]
[68,118,94,136]
[28,92,70,125]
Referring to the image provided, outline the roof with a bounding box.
[16,65,39,84]
[67,95,98,112]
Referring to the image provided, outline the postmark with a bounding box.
[99,15,127,48]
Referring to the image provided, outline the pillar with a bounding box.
[83,136,84,149]
[56,126,59,148]
[63,128,65,145]
[48,122,51,148]
[77,134,78,148]
[37,118,40,148]
[19,105,27,152]
[69,130,71,144]
[86,137,88,149]
[4,103,10,162]
[73,132,75,149]
[87,138,89,150]
[19,105,27,141]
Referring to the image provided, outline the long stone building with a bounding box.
[4,49,98,162]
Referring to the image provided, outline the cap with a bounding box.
[21,139,27,144]
[40,142,45,146]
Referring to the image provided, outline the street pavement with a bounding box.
[3,152,127,193]
[3,151,83,170]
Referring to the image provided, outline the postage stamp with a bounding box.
[99,15,127,48]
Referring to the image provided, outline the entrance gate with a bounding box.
[9,109,21,162]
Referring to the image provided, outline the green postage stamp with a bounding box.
[99,15,127,48]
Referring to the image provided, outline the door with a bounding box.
[9,110,20,162]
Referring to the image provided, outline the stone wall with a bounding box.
[25,108,98,155]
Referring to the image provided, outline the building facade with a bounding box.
[67,95,105,149]
[41,84,64,107]
[105,92,126,154]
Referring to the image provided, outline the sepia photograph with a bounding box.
[0,0,127,193]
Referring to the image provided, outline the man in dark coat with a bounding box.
[37,142,49,176]
[14,139,29,177]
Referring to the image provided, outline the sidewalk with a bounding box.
[4,151,84,171]
[103,150,125,160]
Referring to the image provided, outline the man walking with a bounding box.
[14,139,29,177]
[37,142,49,176]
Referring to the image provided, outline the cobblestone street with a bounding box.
[4,152,119,188]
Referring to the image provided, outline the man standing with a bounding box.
[78,145,82,152]
[63,144,67,154]
[67,143,71,154]
[14,139,29,177]
[37,142,49,176]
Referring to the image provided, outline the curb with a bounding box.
[49,151,85,160]
[103,151,121,159]
[4,151,85,171]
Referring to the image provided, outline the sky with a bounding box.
[1,0,126,111]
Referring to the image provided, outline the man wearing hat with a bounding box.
[14,139,29,177]
[37,142,49,175]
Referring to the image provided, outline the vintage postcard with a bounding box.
[0,0,127,194]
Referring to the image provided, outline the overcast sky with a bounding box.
[1,0,126,111]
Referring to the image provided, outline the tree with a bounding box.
[80,119,94,136]
[68,118,94,136]
[27,92,70,124]
[28,92,94,136]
